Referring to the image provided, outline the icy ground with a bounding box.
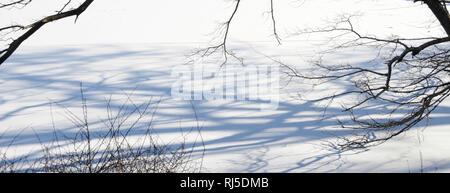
[0,0,449,172]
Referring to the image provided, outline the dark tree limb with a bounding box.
[0,0,94,65]
[415,0,450,36]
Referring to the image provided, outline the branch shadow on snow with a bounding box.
[0,44,449,172]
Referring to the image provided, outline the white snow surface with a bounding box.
[0,0,449,172]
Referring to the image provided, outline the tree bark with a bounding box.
[422,0,450,36]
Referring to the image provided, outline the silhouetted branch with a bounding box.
[192,0,242,66]
[195,0,283,65]
[0,0,94,65]
[289,11,449,150]
[0,0,31,9]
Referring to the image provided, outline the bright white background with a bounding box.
[1,0,443,45]
[0,0,449,172]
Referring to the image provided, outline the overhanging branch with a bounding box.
[0,0,94,65]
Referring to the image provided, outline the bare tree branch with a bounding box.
[195,0,283,65]
[0,0,94,65]
[192,0,242,66]
[288,11,449,150]
[270,0,282,45]
[0,0,32,9]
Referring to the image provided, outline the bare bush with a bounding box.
[0,85,204,173]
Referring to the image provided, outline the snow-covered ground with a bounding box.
[1,0,449,172]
